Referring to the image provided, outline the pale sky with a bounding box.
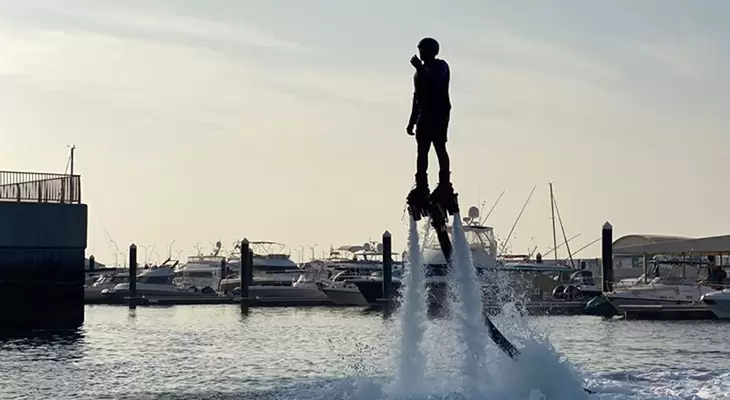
[1,0,728,265]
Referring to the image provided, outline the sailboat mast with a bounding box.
[550,182,558,264]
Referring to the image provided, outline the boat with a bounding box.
[320,270,373,306]
[701,289,730,319]
[605,260,716,307]
[353,207,596,311]
[231,264,332,300]
[318,243,393,306]
[352,210,493,307]
[175,241,227,278]
[84,271,130,300]
[104,264,217,298]
[221,240,300,284]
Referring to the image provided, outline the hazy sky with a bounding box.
[1,0,728,265]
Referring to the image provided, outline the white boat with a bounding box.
[245,266,331,300]
[606,262,716,307]
[105,266,216,298]
[421,217,499,271]
[226,240,300,280]
[85,271,130,300]
[566,269,602,298]
[317,244,389,306]
[701,289,730,319]
[175,241,227,278]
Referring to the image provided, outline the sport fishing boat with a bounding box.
[352,210,494,307]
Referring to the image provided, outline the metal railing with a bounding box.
[0,171,81,204]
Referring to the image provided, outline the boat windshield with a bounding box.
[635,261,707,285]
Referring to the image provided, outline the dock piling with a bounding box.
[240,238,250,313]
[601,222,613,293]
[382,231,393,315]
[129,244,137,310]
[88,255,95,271]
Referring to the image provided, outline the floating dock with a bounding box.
[86,295,337,307]
[619,303,717,320]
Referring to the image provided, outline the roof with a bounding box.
[613,234,730,255]
[613,234,695,250]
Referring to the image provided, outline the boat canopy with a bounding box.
[613,234,730,256]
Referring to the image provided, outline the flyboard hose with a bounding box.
[405,172,593,394]
[438,216,595,394]
[483,309,594,394]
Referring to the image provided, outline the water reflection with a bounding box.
[0,328,84,344]
[0,328,86,364]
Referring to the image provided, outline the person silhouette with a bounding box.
[406,37,453,200]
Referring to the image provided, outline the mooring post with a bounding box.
[240,238,250,312]
[601,222,613,293]
[219,257,227,293]
[129,244,138,309]
[382,231,393,314]
[88,255,95,271]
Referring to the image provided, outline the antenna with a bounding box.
[480,189,506,225]
[498,185,536,256]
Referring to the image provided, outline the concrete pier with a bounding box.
[0,171,87,331]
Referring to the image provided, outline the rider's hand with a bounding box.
[410,55,421,70]
[406,123,415,136]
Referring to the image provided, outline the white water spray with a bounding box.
[448,213,489,394]
[395,217,428,394]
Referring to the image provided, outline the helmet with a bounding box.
[417,37,440,56]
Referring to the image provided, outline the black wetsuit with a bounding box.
[409,58,452,187]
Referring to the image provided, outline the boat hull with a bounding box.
[352,280,447,307]
[705,302,730,319]
[608,296,697,307]
[321,287,369,306]
[248,286,328,300]
[701,291,730,319]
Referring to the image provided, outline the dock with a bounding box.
[86,295,337,307]
[485,300,587,316]
[619,304,717,320]
[371,298,587,316]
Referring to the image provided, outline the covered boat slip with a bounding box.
[612,234,730,282]
[613,234,730,257]
[596,233,730,321]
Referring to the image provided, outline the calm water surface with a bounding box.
[1,305,729,399]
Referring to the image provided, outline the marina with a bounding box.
[2,2,729,398]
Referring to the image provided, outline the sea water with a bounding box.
[1,306,729,399]
[1,219,729,399]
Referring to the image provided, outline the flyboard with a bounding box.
[406,183,519,359]
[406,184,594,394]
